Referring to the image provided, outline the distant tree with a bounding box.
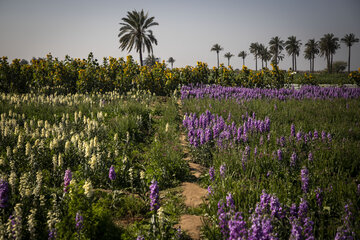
[341,33,359,73]
[285,36,302,71]
[238,51,247,67]
[20,59,29,65]
[224,52,234,66]
[304,39,319,73]
[332,61,347,73]
[167,57,175,69]
[262,47,272,68]
[118,9,159,66]
[211,44,223,68]
[258,44,266,69]
[144,54,160,67]
[269,36,285,66]
[249,42,260,70]
[319,33,340,73]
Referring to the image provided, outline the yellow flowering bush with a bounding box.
[348,68,360,86]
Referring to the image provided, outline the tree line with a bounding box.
[212,33,358,73]
[117,10,358,73]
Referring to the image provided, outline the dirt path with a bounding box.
[176,100,208,240]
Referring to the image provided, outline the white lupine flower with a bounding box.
[9,171,17,189]
[114,149,119,157]
[57,154,63,168]
[114,133,118,142]
[12,147,18,155]
[33,171,42,196]
[140,171,145,180]
[25,142,31,156]
[84,143,91,158]
[165,123,169,132]
[89,154,97,170]
[6,146,11,157]
[19,173,32,198]
[7,203,23,239]
[27,208,37,238]
[52,155,58,170]
[65,140,71,153]
[83,180,93,198]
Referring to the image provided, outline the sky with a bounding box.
[0,0,360,71]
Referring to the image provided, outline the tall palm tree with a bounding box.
[167,57,175,69]
[285,36,302,71]
[319,33,340,73]
[341,33,359,73]
[238,51,247,67]
[258,44,266,69]
[249,42,260,71]
[269,36,285,66]
[211,44,223,68]
[118,10,159,66]
[262,47,272,68]
[304,39,319,73]
[224,52,234,66]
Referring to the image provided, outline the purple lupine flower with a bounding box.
[277,149,282,161]
[109,165,116,181]
[207,185,213,195]
[220,164,226,178]
[149,179,160,212]
[290,152,297,167]
[267,133,271,141]
[315,188,323,207]
[217,200,229,238]
[301,167,309,194]
[64,169,72,192]
[303,217,315,239]
[308,152,313,162]
[313,130,319,140]
[209,167,215,181]
[327,133,332,143]
[259,136,264,145]
[290,219,302,240]
[226,193,235,210]
[48,228,57,240]
[136,235,145,240]
[335,203,356,240]
[298,198,308,219]
[321,130,326,141]
[291,124,295,137]
[296,131,302,142]
[0,179,10,208]
[290,203,297,219]
[228,212,247,240]
[266,171,272,177]
[254,146,258,157]
[75,212,84,231]
[280,136,286,147]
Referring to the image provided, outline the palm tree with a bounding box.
[144,54,160,67]
[269,36,285,66]
[118,10,159,66]
[262,47,272,68]
[238,51,247,67]
[341,33,359,73]
[249,42,260,71]
[304,39,319,73]
[258,44,266,69]
[167,57,175,69]
[224,52,234,66]
[211,44,223,68]
[319,33,340,73]
[285,36,302,71]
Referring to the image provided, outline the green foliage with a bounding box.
[332,61,347,73]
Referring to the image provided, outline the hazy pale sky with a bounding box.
[1,0,360,71]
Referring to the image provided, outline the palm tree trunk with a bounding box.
[292,54,294,70]
[261,59,264,69]
[348,46,351,73]
[227,58,230,67]
[255,56,258,71]
[243,58,245,66]
[330,54,333,73]
[217,52,219,68]
[295,55,297,72]
[139,45,143,66]
[171,62,173,69]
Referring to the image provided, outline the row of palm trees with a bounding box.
[212,33,359,73]
[117,10,358,73]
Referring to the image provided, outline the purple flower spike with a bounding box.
[209,166,215,181]
[301,167,309,194]
[109,165,116,181]
[75,212,84,231]
[291,124,295,137]
[277,149,282,161]
[149,179,160,212]
[0,179,10,208]
[220,164,226,178]
[290,152,297,167]
[226,193,235,210]
[64,169,72,192]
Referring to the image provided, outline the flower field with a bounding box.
[0,83,359,239]
[181,85,360,239]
